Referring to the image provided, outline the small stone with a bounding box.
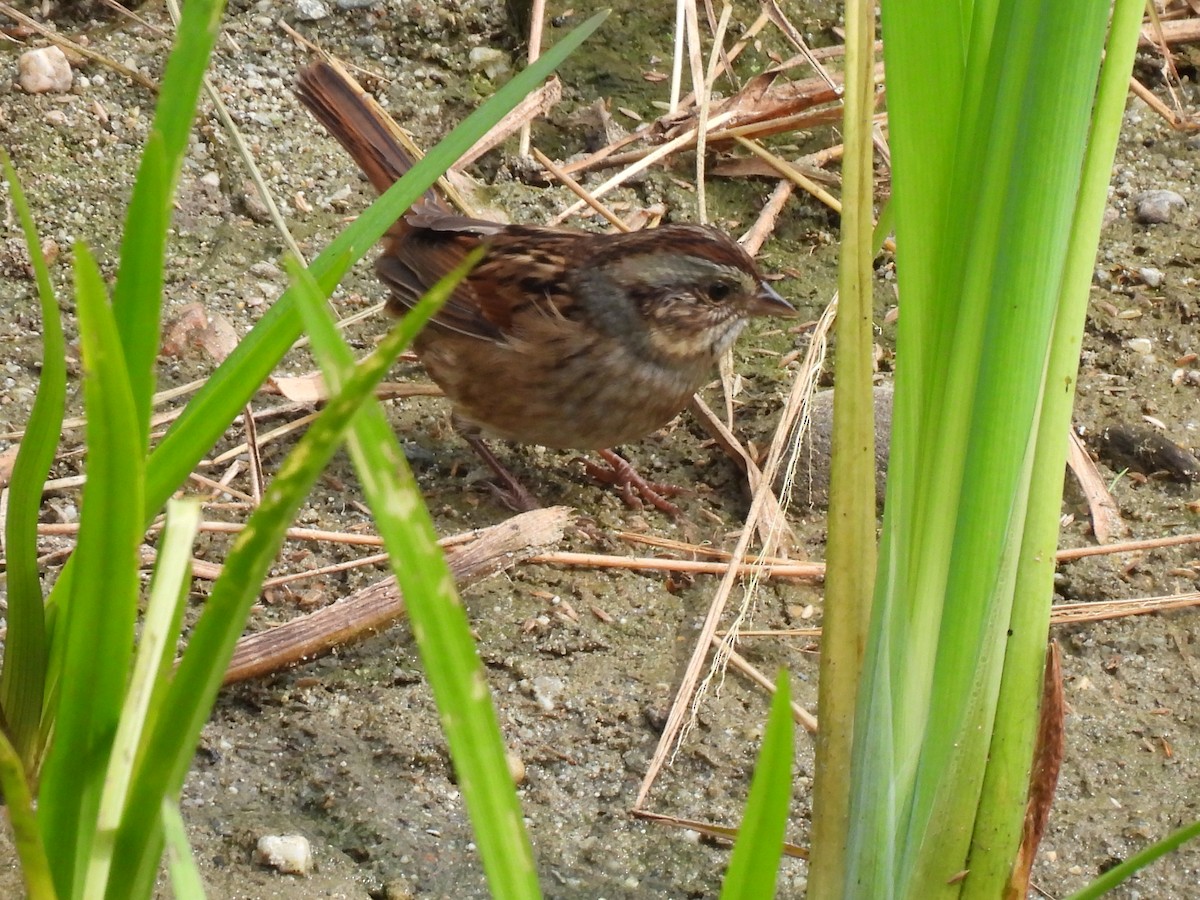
[1132,189,1186,224]
[293,0,329,20]
[785,384,893,509]
[531,675,565,712]
[249,260,284,280]
[468,47,512,80]
[383,879,416,900]
[240,181,272,223]
[1126,337,1153,355]
[1138,267,1164,288]
[18,47,73,94]
[254,833,312,875]
[506,752,526,784]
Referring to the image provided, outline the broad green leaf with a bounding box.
[836,4,1142,898]
[963,1,1147,892]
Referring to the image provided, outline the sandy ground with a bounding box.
[1,1,1199,897]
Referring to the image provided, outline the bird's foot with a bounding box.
[579,448,683,516]
[465,435,542,512]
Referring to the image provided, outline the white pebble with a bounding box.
[293,0,330,20]
[531,675,565,712]
[254,833,312,875]
[468,47,511,80]
[1138,267,1164,288]
[18,46,73,94]
[1126,337,1153,355]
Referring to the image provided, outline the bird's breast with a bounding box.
[414,322,715,450]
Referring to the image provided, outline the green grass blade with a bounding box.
[1063,819,1200,900]
[286,253,541,896]
[37,244,145,899]
[111,0,227,438]
[84,500,201,898]
[0,153,66,769]
[720,672,794,900]
[109,131,168,452]
[141,507,207,763]
[105,262,456,900]
[0,729,55,899]
[160,799,206,900]
[142,9,608,519]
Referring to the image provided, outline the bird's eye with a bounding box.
[708,281,732,301]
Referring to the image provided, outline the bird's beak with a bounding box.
[749,281,797,318]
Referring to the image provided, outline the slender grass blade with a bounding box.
[38,244,144,898]
[84,500,201,897]
[0,153,65,769]
[105,257,459,899]
[0,729,54,899]
[161,799,207,900]
[720,672,795,899]
[112,0,227,436]
[287,253,540,895]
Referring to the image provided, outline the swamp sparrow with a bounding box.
[296,60,795,511]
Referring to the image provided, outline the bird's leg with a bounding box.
[464,434,543,512]
[579,448,683,516]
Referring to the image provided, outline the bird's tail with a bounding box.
[296,59,434,201]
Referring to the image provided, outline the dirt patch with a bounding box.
[1,2,1198,897]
